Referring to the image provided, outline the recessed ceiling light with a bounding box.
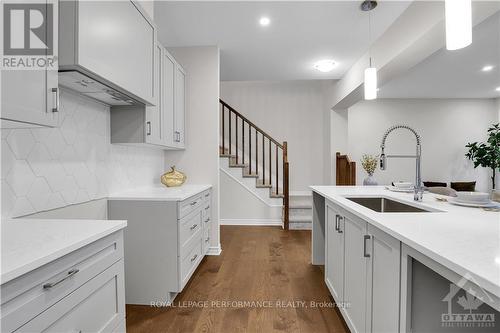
[496,86,500,92]
[259,17,270,26]
[313,59,337,73]
[482,65,494,72]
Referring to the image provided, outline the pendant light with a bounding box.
[362,1,378,100]
[445,0,472,50]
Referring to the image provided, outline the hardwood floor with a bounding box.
[126,226,348,333]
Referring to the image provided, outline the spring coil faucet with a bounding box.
[380,125,424,201]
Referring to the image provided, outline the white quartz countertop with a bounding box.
[310,186,500,299]
[108,184,212,201]
[1,218,127,284]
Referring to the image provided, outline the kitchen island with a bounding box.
[311,186,500,333]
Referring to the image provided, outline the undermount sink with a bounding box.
[346,197,431,213]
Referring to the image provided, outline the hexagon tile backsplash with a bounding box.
[1,89,165,218]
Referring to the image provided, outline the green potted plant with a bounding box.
[465,123,500,201]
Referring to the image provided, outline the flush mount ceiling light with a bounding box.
[259,17,270,26]
[482,65,494,72]
[361,0,378,100]
[445,0,472,50]
[313,59,337,72]
[496,87,500,92]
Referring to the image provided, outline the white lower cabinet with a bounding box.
[325,203,344,303]
[367,224,401,333]
[107,188,212,305]
[343,214,369,333]
[325,200,400,333]
[1,231,125,333]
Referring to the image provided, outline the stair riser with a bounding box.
[289,221,312,230]
[289,208,312,217]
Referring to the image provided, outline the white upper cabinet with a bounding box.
[144,42,163,145]
[1,0,59,128]
[162,50,176,147]
[59,0,155,105]
[174,65,186,148]
[110,45,186,150]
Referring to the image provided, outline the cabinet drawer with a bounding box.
[179,209,203,250]
[202,201,211,224]
[203,223,211,255]
[201,190,211,203]
[1,231,123,333]
[180,239,203,289]
[179,194,203,219]
[17,259,125,333]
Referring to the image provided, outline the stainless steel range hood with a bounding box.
[58,71,140,106]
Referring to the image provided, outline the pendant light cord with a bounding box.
[368,7,372,67]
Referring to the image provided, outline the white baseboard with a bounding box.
[206,245,222,255]
[220,218,283,226]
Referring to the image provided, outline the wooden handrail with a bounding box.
[220,99,283,148]
[220,99,289,230]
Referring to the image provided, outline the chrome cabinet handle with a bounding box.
[205,205,210,210]
[334,215,340,231]
[337,216,343,234]
[51,88,59,112]
[205,237,210,242]
[363,235,371,258]
[190,201,197,206]
[205,218,210,223]
[205,193,210,198]
[190,254,198,262]
[146,121,152,135]
[43,269,79,289]
[190,224,198,230]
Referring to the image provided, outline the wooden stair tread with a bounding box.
[243,173,259,178]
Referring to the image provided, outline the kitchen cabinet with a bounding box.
[366,224,401,333]
[1,0,59,128]
[59,0,155,105]
[162,50,176,147]
[324,201,400,333]
[343,213,368,333]
[110,45,186,150]
[145,41,163,145]
[1,230,125,333]
[108,187,212,305]
[173,65,186,148]
[325,202,344,303]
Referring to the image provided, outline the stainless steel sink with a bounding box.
[346,197,431,213]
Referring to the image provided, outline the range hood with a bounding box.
[59,71,140,106]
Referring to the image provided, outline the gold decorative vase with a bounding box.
[161,166,186,187]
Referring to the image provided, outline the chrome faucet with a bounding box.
[379,125,424,201]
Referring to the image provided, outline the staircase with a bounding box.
[220,99,290,229]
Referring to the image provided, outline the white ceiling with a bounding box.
[154,1,411,81]
[380,11,500,99]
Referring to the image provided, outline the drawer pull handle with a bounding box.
[205,193,210,197]
[205,237,210,242]
[205,205,210,210]
[190,224,198,230]
[43,269,79,289]
[205,218,210,223]
[190,254,198,262]
[190,201,197,206]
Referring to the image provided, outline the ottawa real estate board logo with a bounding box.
[1,1,56,69]
[441,274,496,329]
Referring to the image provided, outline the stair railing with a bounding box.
[220,99,289,230]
